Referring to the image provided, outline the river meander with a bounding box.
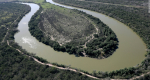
[14,0,146,72]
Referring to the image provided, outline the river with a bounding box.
[14,0,146,72]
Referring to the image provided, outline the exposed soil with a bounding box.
[39,9,97,45]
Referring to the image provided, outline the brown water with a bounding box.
[14,1,146,73]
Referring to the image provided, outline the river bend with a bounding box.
[14,1,146,72]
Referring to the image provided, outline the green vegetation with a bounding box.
[0,0,40,3]
[135,73,150,80]
[0,0,15,2]
[0,2,30,41]
[84,0,147,7]
[28,0,118,58]
[0,27,7,42]
[0,2,95,80]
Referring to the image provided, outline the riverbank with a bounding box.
[7,40,99,79]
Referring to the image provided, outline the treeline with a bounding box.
[29,3,118,58]
[29,7,43,41]
[85,0,147,7]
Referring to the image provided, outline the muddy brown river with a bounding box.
[14,0,146,72]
